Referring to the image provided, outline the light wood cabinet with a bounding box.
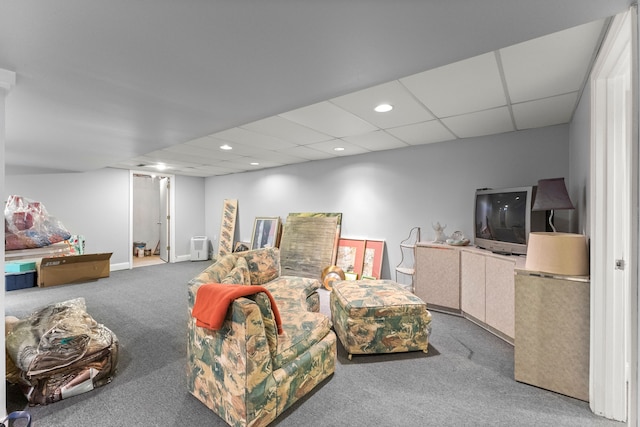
[514,270,589,401]
[460,251,517,341]
[485,256,516,339]
[460,251,486,322]
[415,243,524,343]
[415,243,460,313]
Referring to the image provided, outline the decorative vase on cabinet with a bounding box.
[395,227,420,292]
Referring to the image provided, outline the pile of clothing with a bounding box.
[4,195,72,251]
[6,298,118,405]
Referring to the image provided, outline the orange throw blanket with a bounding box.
[192,283,283,334]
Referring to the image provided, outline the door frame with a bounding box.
[158,176,170,263]
[129,170,176,268]
[589,6,637,422]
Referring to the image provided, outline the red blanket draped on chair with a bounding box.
[192,283,283,334]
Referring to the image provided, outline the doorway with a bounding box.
[589,7,637,423]
[130,171,176,268]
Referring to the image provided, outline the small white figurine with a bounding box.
[432,222,448,243]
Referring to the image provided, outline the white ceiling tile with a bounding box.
[164,143,240,161]
[276,145,335,161]
[184,135,221,149]
[342,130,408,151]
[134,155,204,170]
[185,135,232,150]
[212,127,296,150]
[241,116,333,144]
[304,139,370,156]
[193,164,246,174]
[109,159,144,168]
[169,169,211,177]
[144,150,218,166]
[137,152,194,164]
[222,158,284,169]
[400,52,507,118]
[121,157,160,169]
[279,101,378,138]
[512,92,578,129]
[185,136,263,159]
[500,19,605,103]
[249,150,308,164]
[197,141,265,157]
[386,120,457,145]
[441,107,515,138]
[331,81,434,129]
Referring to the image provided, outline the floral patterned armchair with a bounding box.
[187,247,336,427]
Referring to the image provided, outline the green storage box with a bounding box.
[5,261,37,273]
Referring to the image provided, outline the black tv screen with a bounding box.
[473,186,547,255]
[475,190,529,245]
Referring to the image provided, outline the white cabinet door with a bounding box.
[460,251,485,322]
[485,256,515,339]
[415,245,460,311]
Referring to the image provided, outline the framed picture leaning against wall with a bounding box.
[251,217,282,250]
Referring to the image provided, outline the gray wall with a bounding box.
[3,124,573,276]
[5,168,130,259]
[569,83,592,236]
[174,175,206,258]
[133,175,161,251]
[205,125,571,279]
[4,168,206,266]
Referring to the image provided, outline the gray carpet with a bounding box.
[5,261,623,427]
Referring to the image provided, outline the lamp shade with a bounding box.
[532,177,575,211]
[525,232,589,276]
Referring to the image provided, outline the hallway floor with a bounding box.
[132,254,165,268]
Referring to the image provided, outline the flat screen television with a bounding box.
[474,186,546,255]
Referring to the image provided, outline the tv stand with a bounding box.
[414,242,526,344]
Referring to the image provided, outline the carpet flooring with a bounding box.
[4,261,624,427]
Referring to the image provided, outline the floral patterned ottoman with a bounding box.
[330,279,431,359]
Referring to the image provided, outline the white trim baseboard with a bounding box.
[110,262,130,272]
[176,254,191,263]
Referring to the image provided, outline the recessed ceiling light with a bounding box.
[155,163,167,171]
[220,144,232,150]
[334,147,345,152]
[374,103,393,113]
[250,162,259,166]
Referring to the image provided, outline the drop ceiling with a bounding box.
[118,19,606,177]
[0,2,624,177]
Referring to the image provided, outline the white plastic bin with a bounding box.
[190,236,209,261]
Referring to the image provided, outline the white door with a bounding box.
[159,177,170,263]
[590,8,636,422]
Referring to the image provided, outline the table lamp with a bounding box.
[531,177,574,232]
[526,177,589,276]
